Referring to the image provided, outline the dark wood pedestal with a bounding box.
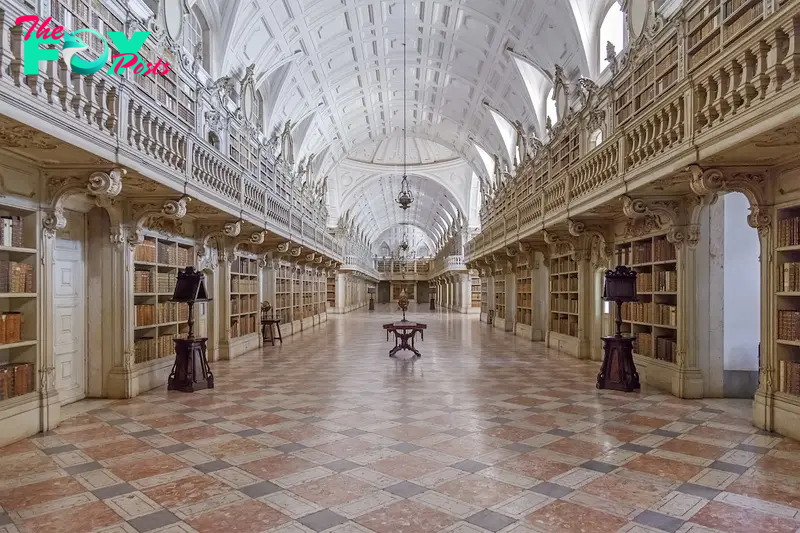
[430,297,435,311]
[369,297,375,311]
[597,335,640,392]
[261,319,282,346]
[168,337,214,392]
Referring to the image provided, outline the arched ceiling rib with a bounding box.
[339,174,462,245]
[205,0,593,240]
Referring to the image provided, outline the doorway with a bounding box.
[52,210,88,405]
[721,192,761,397]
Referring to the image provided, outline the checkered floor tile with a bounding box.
[0,306,797,533]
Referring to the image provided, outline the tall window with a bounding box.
[546,87,558,126]
[184,7,210,72]
[589,128,603,150]
[600,3,625,71]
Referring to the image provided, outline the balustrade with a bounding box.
[467,0,800,260]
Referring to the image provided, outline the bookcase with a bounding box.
[549,254,578,338]
[480,277,488,314]
[615,34,679,126]
[471,275,482,308]
[327,275,336,309]
[686,0,765,72]
[133,236,194,365]
[776,205,800,397]
[230,255,258,339]
[516,263,532,327]
[292,268,302,324]
[494,279,506,320]
[615,234,679,363]
[302,268,314,320]
[0,205,39,404]
[276,263,293,326]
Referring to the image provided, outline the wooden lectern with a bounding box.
[168,267,214,392]
[597,266,640,392]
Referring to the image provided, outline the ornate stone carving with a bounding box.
[290,246,302,257]
[223,221,242,237]
[0,124,59,150]
[44,168,126,238]
[127,196,191,247]
[687,165,771,235]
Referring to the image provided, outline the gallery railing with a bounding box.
[466,0,800,260]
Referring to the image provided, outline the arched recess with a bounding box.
[184,5,211,72]
[599,1,625,74]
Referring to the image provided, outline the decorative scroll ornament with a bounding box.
[687,165,771,235]
[127,196,191,247]
[43,168,126,238]
[290,246,302,257]
[223,221,242,237]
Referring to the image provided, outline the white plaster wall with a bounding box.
[723,193,760,371]
[706,197,725,396]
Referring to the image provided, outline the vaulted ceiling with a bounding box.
[195,0,618,248]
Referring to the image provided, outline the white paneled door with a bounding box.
[53,211,87,405]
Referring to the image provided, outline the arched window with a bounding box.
[589,128,603,150]
[546,87,558,126]
[600,3,625,71]
[184,7,210,72]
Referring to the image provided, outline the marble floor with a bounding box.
[1,305,798,533]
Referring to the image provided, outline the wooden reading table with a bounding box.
[383,321,427,358]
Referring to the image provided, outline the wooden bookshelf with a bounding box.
[615,234,679,363]
[0,205,39,403]
[133,236,193,365]
[471,274,482,308]
[292,267,302,323]
[495,279,506,320]
[275,263,293,325]
[776,205,800,397]
[616,34,679,126]
[230,255,259,339]
[549,253,578,338]
[480,277,488,314]
[516,262,532,326]
[550,128,579,177]
[327,275,336,309]
[685,0,765,72]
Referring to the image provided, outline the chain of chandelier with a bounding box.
[395,0,413,212]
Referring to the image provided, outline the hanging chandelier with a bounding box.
[399,232,410,252]
[395,0,413,211]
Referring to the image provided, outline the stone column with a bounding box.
[218,251,235,360]
[336,272,347,314]
[459,273,471,314]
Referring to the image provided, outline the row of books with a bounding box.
[551,258,578,274]
[636,271,678,293]
[231,258,258,275]
[0,261,34,293]
[134,270,153,293]
[158,243,191,266]
[778,263,800,292]
[231,315,257,337]
[621,302,677,326]
[157,273,177,294]
[618,239,677,265]
[0,312,23,345]
[0,216,25,248]
[622,302,653,323]
[551,317,578,337]
[231,296,257,315]
[632,333,677,362]
[134,241,192,266]
[778,360,800,396]
[231,277,258,293]
[551,297,578,314]
[778,216,800,247]
[550,278,578,292]
[0,363,35,401]
[134,303,188,326]
[517,308,532,324]
[133,334,176,364]
[778,310,800,341]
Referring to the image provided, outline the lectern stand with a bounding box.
[167,267,214,392]
[170,337,214,392]
[597,266,640,392]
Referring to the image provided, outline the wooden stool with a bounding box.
[262,319,283,346]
